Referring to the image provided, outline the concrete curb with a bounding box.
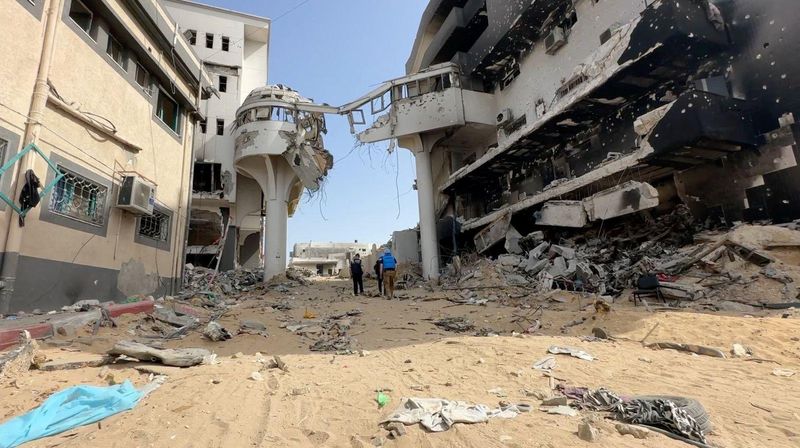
[105,300,155,318]
[0,301,155,351]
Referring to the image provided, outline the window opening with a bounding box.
[49,165,108,226]
[138,209,170,241]
[205,33,214,49]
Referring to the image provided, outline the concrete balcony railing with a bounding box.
[341,63,496,144]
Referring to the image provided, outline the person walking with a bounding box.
[374,256,384,295]
[381,249,398,299]
[350,254,364,296]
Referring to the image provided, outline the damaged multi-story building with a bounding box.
[342,0,800,280]
[165,2,334,281]
[0,0,213,312]
[162,0,269,272]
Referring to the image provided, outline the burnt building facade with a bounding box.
[343,0,800,278]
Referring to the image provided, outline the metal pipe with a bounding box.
[0,0,64,313]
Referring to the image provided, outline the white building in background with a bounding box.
[290,242,377,277]
[163,0,269,270]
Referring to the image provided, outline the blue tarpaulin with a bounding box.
[0,381,143,448]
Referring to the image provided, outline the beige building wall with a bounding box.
[0,0,206,312]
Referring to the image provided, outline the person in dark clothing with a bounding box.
[374,257,384,295]
[350,254,364,295]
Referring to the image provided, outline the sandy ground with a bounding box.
[2,274,800,448]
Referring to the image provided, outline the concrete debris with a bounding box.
[0,332,38,382]
[108,341,211,367]
[615,423,651,439]
[203,321,233,342]
[578,420,600,442]
[182,265,263,300]
[283,309,362,353]
[434,317,475,333]
[731,343,751,358]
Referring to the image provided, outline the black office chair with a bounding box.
[633,273,664,305]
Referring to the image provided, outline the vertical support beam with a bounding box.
[400,134,440,282]
[264,194,288,280]
[0,0,64,313]
[260,156,295,282]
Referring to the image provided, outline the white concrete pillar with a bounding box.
[413,146,440,281]
[264,195,288,280]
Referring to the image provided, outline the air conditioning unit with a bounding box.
[117,175,155,215]
[545,27,567,55]
[496,108,514,127]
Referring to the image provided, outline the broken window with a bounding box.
[106,34,126,71]
[406,81,420,98]
[216,118,225,136]
[205,33,214,49]
[68,0,94,38]
[255,107,270,121]
[49,166,108,226]
[193,162,223,193]
[156,88,181,133]
[184,29,197,45]
[138,209,170,242]
[218,75,227,93]
[221,36,230,52]
[135,63,151,95]
[199,119,207,134]
[370,90,391,114]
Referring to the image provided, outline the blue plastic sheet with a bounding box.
[0,381,143,448]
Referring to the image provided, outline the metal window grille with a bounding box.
[49,166,107,226]
[138,209,169,241]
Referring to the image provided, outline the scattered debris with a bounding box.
[108,341,211,367]
[434,317,475,333]
[731,343,751,358]
[548,346,595,361]
[250,371,264,382]
[0,331,37,382]
[646,342,726,358]
[772,368,796,377]
[615,423,651,439]
[381,397,523,432]
[532,356,557,371]
[203,321,233,342]
[578,420,600,442]
[541,405,578,417]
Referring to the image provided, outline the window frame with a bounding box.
[106,33,127,71]
[218,75,227,93]
[48,164,109,227]
[137,209,170,242]
[134,205,173,251]
[184,29,197,45]
[134,62,151,96]
[68,0,94,39]
[199,119,207,134]
[155,88,182,135]
[216,118,225,136]
[205,33,214,49]
[221,36,230,52]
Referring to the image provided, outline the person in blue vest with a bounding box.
[350,253,364,295]
[381,249,398,299]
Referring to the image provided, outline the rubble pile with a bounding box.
[280,309,362,353]
[182,264,263,299]
[449,208,800,305]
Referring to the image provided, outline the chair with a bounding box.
[633,273,664,306]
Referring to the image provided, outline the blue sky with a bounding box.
[205,0,429,249]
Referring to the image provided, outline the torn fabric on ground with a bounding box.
[382,397,524,432]
[0,381,143,448]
